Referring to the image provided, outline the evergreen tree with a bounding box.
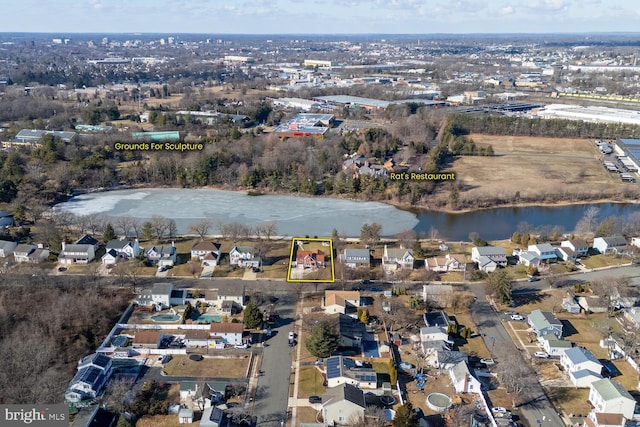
[393,402,418,427]
[243,301,263,329]
[305,321,340,358]
[488,269,512,305]
[103,223,116,242]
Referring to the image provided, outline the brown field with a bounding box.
[443,134,634,207]
[164,355,250,378]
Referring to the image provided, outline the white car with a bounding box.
[492,407,509,414]
[510,314,525,321]
[534,351,549,358]
[480,358,495,365]
[288,332,295,341]
[234,343,249,349]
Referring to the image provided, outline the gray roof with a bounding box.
[75,234,99,246]
[572,369,602,380]
[598,236,627,246]
[14,244,36,254]
[519,251,540,262]
[106,239,131,250]
[343,249,370,259]
[528,309,562,330]
[322,383,365,408]
[564,347,601,367]
[61,244,93,254]
[591,379,634,401]
[0,240,16,250]
[152,283,173,296]
[16,129,77,142]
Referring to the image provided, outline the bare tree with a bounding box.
[85,213,105,236]
[255,221,278,240]
[188,219,213,240]
[130,218,142,239]
[497,353,535,407]
[103,377,135,414]
[395,229,418,249]
[115,215,136,238]
[575,206,600,234]
[446,404,474,427]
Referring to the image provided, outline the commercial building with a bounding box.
[273,113,334,138]
[537,104,640,126]
[304,59,335,68]
[15,129,78,144]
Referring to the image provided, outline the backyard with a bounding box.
[164,355,250,378]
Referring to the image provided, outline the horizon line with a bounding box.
[2,31,640,36]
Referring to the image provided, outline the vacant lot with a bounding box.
[442,134,636,208]
[164,355,249,378]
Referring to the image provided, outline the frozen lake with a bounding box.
[53,188,419,237]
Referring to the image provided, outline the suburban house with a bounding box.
[103,239,141,264]
[296,249,326,269]
[13,244,48,263]
[145,243,177,266]
[340,249,371,268]
[424,311,455,328]
[199,406,226,427]
[65,353,113,403]
[191,242,222,266]
[561,347,603,388]
[382,245,414,272]
[592,236,628,255]
[178,408,194,424]
[321,383,366,426]
[561,239,589,258]
[420,326,453,355]
[323,290,361,314]
[584,412,626,427]
[528,243,557,263]
[133,330,164,349]
[588,379,636,419]
[325,356,377,389]
[209,322,244,346]
[528,309,563,339]
[151,283,174,308]
[330,313,365,349]
[216,284,245,311]
[518,251,540,267]
[449,360,481,394]
[75,234,101,251]
[229,245,261,268]
[184,330,213,349]
[0,240,17,257]
[425,254,466,272]
[541,333,573,357]
[471,246,507,272]
[432,350,468,370]
[58,242,96,264]
[578,296,609,314]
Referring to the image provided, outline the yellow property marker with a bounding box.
[286,237,335,283]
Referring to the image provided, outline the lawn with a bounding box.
[547,387,592,418]
[580,254,629,269]
[298,366,326,398]
[136,415,199,427]
[558,314,621,358]
[296,406,321,424]
[164,355,249,378]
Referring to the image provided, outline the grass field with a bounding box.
[298,366,326,398]
[443,134,633,207]
[580,254,630,269]
[547,388,592,417]
[164,355,249,378]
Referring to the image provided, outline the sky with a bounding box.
[3,0,640,34]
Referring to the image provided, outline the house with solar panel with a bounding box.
[329,313,365,349]
[325,356,378,389]
[65,353,113,403]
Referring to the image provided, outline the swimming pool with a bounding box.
[197,314,222,323]
[151,314,180,322]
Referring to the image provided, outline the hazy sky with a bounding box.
[3,0,640,34]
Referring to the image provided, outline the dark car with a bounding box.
[369,287,382,292]
[360,279,371,285]
[308,396,322,404]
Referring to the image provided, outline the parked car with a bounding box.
[527,276,539,282]
[480,358,495,365]
[510,314,525,321]
[492,407,509,414]
[234,343,249,349]
[369,287,382,292]
[534,351,549,358]
[308,396,322,404]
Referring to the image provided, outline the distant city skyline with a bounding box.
[2,0,640,35]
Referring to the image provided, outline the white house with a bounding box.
[229,245,261,267]
[561,347,603,388]
[65,353,113,403]
[322,383,366,426]
[178,408,194,424]
[145,244,177,266]
[518,251,540,267]
[341,249,371,268]
[324,290,361,314]
[561,239,589,257]
[58,243,95,264]
[150,283,174,308]
[584,412,626,427]
[528,243,557,263]
[0,240,17,258]
[449,360,481,394]
[209,322,243,345]
[528,309,563,339]
[191,242,222,266]
[471,246,507,272]
[325,356,377,389]
[588,379,636,419]
[104,239,141,261]
[382,245,414,272]
[541,333,573,357]
[593,236,628,255]
[426,254,466,272]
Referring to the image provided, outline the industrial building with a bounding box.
[273,113,334,138]
[537,104,640,126]
[614,139,640,175]
[15,129,78,143]
[271,97,325,111]
[314,95,444,111]
[303,59,335,68]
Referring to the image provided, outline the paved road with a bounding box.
[468,285,565,427]
[252,294,297,427]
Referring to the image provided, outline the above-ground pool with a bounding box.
[197,314,222,323]
[426,393,452,412]
[151,314,180,322]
